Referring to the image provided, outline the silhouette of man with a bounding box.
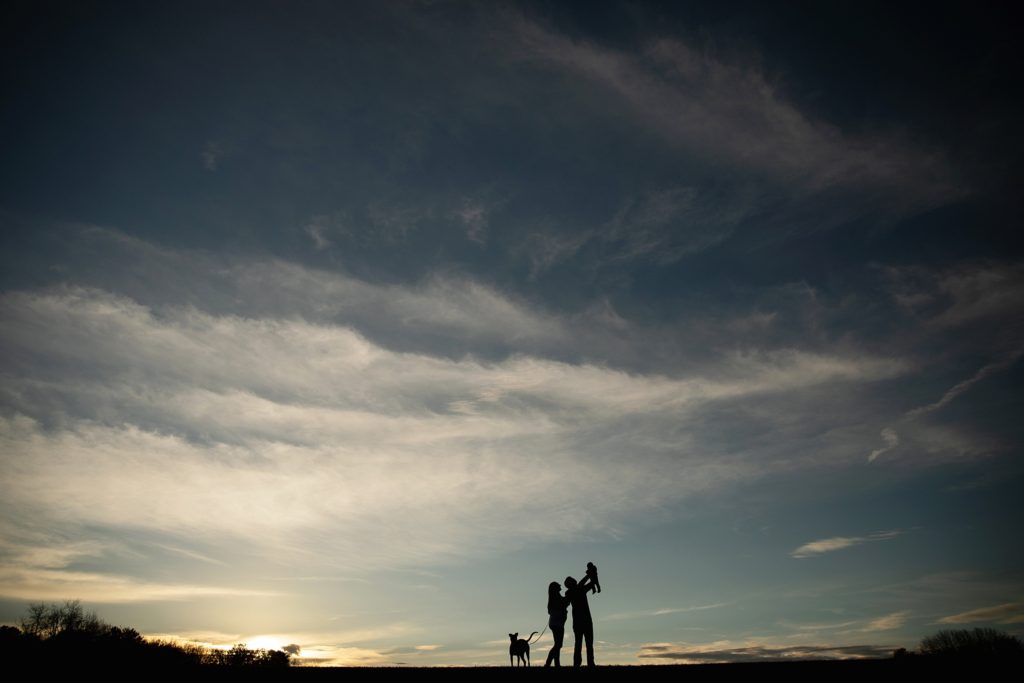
[563,574,596,667]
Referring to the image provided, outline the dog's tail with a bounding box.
[526,631,541,644]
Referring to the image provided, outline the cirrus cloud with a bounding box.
[791,530,903,559]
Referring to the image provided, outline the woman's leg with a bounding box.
[545,624,564,667]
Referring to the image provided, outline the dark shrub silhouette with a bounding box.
[1,600,291,668]
[920,628,1024,658]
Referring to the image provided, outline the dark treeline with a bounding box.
[917,628,1024,659]
[0,600,290,668]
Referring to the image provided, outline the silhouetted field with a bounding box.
[272,659,1004,678]
[27,658,1019,678]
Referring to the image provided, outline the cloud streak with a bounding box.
[791,531,902,559]
[511,18,959,205]
[905,350,1024,419]
[939,603,1024,625]
[868,428,900,463]
[0,545,279,603]
[638,641,895,663]
[605,602,730,622]
[863,611,910,632]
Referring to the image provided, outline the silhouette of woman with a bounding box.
[544,581,570,667]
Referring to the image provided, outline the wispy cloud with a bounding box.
[780,612,911,636]
[453,199,489,244]
[868,427,900,462]
[21,225,568,356]
[779,619,861,632]
[150,543,227,566]
[791,530,902,559]
[0,525,276,603]
[511,18,959,205]
[866,260,1024,460]
[905,350,1024,419]
[939,603,1024,625]
[606,602,729,621]
[886,261,1024,328]
[863,611,910,632]
[0,567,280,603]
[638,641,895,663]
[304,218,333,250]
[522,185,756,273]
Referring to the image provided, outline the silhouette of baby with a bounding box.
[586,561,601,594]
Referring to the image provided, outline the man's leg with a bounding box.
[585,626,595,666]
[573,628,583,667]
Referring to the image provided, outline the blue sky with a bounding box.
[1,0,1022,665]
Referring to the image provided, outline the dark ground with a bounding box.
[220,659,1011,679]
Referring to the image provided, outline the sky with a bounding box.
[1,0,1022,666]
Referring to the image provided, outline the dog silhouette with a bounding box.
[508,631,537,666]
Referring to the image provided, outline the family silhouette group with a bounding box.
[545,561,602,667]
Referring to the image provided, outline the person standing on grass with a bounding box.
[563,571,598,667]
[544,581,570,667]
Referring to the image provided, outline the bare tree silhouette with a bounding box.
[920,628,1023,658]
